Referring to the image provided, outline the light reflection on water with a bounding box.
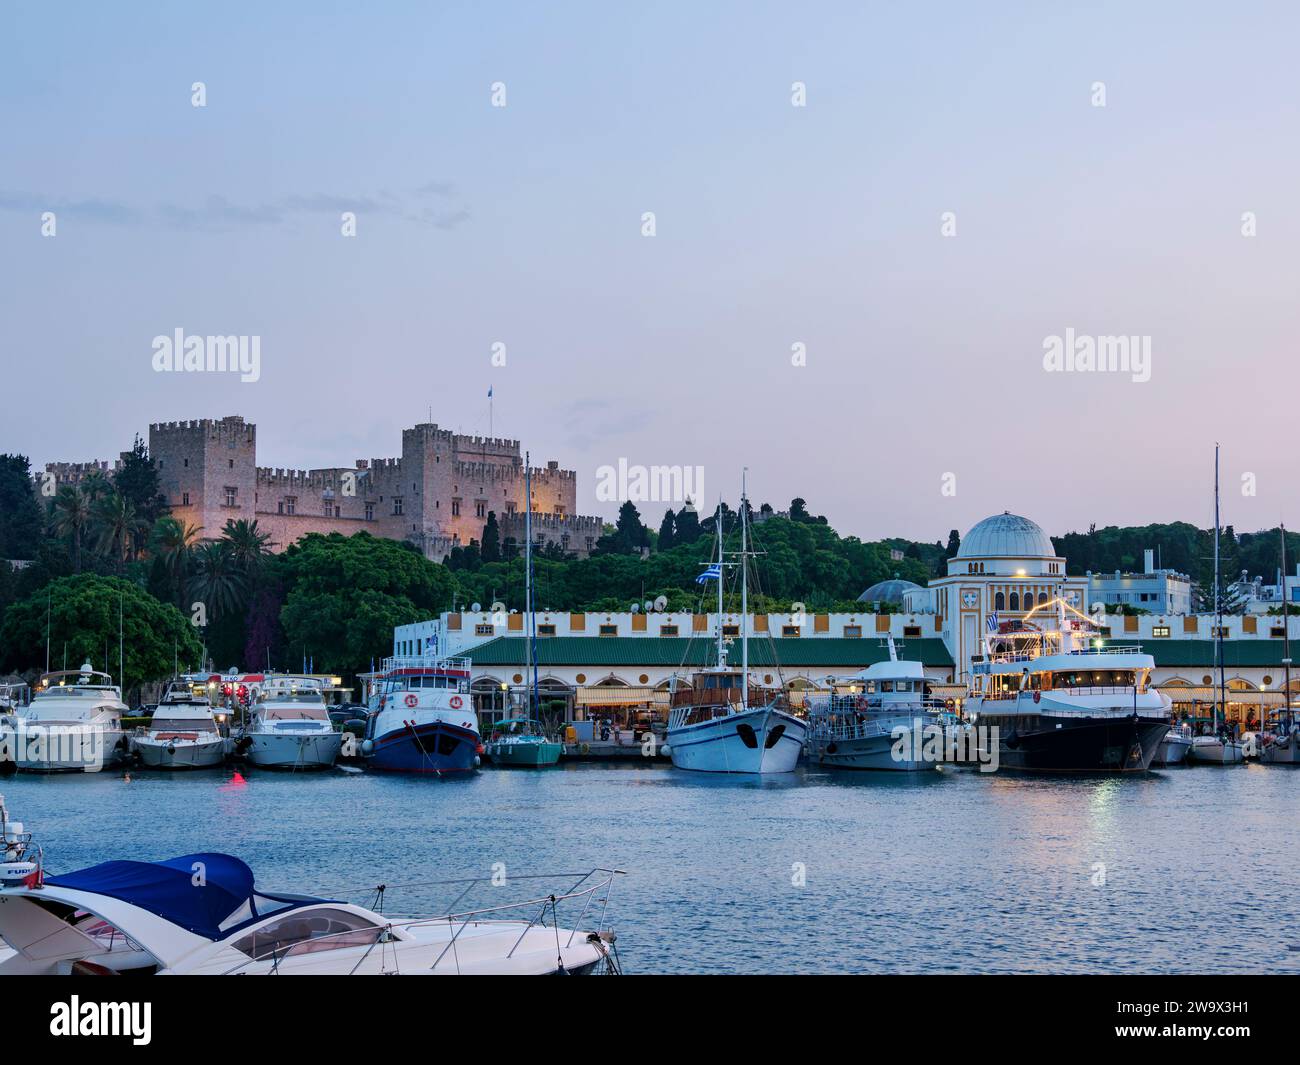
[8,760,1298,974]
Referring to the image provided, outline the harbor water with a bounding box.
[10,762,1299,974]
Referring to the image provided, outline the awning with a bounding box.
[1157,686,1284,705]
[574,687,668,708]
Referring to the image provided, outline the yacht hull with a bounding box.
[244,731,341,769]
[667,707,806,774]
[367,720,479,774]
[15,727,127,773]
[1153,732,1193,766]
[811,719,938,771]
[134,736,227,769]
[1261,731,1300,765]
[1188,737,1246,765]
[979,715,1167,773]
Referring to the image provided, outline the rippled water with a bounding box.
[7,761,1298,974]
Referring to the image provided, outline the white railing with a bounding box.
[379,655,472,675]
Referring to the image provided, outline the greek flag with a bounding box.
[487,386,493,398]
[986,613,998,632]
[696,563,723,584]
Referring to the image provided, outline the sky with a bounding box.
[3,1,1298,544]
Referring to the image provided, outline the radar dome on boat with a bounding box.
[856,579,921,605]
[956,512,1055,559]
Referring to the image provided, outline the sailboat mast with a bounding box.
[1214,444,1224,731]
[715,501,724,668]
[741,471,749,708]
[525,452,536,716]
[1282,523,1292,728]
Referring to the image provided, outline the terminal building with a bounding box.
[396,512,1300,731]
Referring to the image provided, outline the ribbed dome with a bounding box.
[856,578,921,604]
[956,512,1055,559]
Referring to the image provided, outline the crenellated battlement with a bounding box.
[150,415,255,444]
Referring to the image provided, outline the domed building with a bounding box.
[856,578,922,606]
[929,511,1089,680]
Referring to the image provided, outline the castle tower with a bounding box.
[149,416,257,536]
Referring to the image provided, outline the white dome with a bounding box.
[956,512,1055,559]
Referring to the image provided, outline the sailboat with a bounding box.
[1261,522,1299,765]
[487,452,562,769]
[664,477,808,774]
[1189,445,1246,765]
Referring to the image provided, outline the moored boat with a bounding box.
[1188,733,1246,765]
[484,718,562,767]
[1154,723,1194,766]
[236,676,341,770]
[15,665,128,773]
[360,655,480,774]
[132,678,229,769]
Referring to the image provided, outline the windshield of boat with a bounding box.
[261,702,329,721]
[150,715,217,732]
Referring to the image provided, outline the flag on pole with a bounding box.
[696,563,723,584]
[487,386,493,398]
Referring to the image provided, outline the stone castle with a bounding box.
[44,416,604,560]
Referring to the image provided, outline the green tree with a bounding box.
[0,574,202,697]
[656,509,675,551]
[50,484,92,573]
[277,532,456,677]
[188,541,248,621]
[674,504,700,544]
[221,518,274,574]
[91,489,148,570]
[481,511,501,563]
[0,455,44,561]
[149,517,201,608]
[112,436,168,526]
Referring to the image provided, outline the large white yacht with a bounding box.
[16,665,128,773]
[806,640,945,771]
[966,604,1171,772]
[132,677,229,770]
[665,484,807,774]
[236,676,341,770]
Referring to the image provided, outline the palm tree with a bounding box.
[151,517,202,605]
[92,490,148,571]
[51,484,92,572]
[188,540,248,621]
[221,518,274,574]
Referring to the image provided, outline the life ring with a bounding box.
[449,695,464,709]
[404,693,418,708]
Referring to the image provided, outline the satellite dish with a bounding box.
[470,602,481,613]
[654,594,668,611]
[631,603,640,613]
[644,600,653,613]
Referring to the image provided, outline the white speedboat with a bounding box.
[15,665,128,773]
[1154,723,1194,766]
[133,678,229,770]
[0,846,622,975]
[236,677,341,769]
[1188,733,1246,765]
[807,641,943,771]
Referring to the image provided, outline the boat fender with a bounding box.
[826,742,838,754]
[579,742,590,755]
[166,745,176,756]
[360,738,374,755]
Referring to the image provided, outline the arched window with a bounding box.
[1009,593,1020,611]
[995,592,1005,611]
[1038,591,1048,605]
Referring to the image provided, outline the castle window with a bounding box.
[365,503,374,521]
[285,497,296,515]
[475,500,485,518]
[182,492,190,506]
[183,459,188,468]
[555,505,565,515]
[393,497,404,516]
[224,486,237,507]
[229,459,234,468]
[451,498,461,517]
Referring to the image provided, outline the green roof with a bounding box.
[466,636,953,669]
[1136,639,1294,668]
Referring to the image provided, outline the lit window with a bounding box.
[1152,625,1170,637]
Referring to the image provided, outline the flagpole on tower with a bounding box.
[488,385,493,439]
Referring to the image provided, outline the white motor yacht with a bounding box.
[1154,723,1194,766]
[133,677,229,769]
[15,665,128,773]
[237,676,341,769]
[1188,733,1246,765]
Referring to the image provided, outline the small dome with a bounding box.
[856,578,921,604]
[956,512,1055,559]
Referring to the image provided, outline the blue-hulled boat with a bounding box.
[359,655,481,774]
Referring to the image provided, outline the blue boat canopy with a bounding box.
[45,852,329,940]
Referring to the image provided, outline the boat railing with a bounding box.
[379,655,472,676]
[224,868,625,975]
